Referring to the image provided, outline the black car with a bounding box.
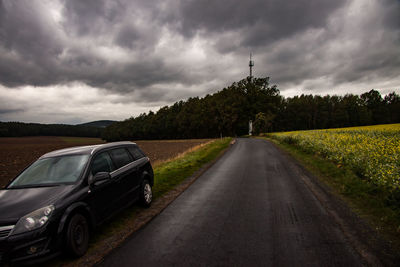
[0,141,154,265]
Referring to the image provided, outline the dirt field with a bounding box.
[0,137,212,188]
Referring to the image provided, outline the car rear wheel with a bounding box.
[140,179,152,207]
[65,213,89,257]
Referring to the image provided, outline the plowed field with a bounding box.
[0,137,212,187]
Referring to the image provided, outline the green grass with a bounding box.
[261,136,400,250]
[152,138,232,199]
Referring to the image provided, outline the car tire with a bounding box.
[140,179,152,208]
[65,213,89,257]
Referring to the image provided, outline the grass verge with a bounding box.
[46,137,232,266]
[152,139,230,199]
[260,136,400,252]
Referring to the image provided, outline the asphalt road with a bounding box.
[99,138,365,267]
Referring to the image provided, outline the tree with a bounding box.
[252,112,275,135]
[384,92,400,123]
[361,89,388,124]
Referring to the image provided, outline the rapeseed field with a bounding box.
[268,124,400,191]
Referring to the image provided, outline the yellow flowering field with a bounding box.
[268,124,400,190]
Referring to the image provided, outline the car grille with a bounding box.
[0,225,14,239]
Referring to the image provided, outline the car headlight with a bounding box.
[11,205,55,235]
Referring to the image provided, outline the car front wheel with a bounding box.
[140,179,152,207]
[65,213,89,257]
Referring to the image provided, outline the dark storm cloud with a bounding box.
[0,1,63,86]
[177,0,346,50]
[328,0,400,87]
[63,0,107,34]
[381,0,400,29]
[0,0,399,110]
[0,0,349,91]
[62,0,122,36]
[80,60,184,90]
[61,0,163,51]
[0,0,198,94]
[333,48,400,85]
[0,0,163,89]
[115,25,142,49]
[0,1,62,65]
[0,108,24,114]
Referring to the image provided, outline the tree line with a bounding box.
[0,122,102,137]
[102,77,399,141]
[274,89,399,132]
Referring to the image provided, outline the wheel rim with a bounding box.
[74,224,84,246]
[144,183,152,203]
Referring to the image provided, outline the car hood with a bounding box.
[0,185,74,223]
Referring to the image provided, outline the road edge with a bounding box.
[263,138,399,266]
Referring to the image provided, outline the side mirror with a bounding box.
[89,172,111,186]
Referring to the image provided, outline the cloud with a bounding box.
[0,108,24,115]
[62,0,121,36]
[253,0,400,96]
[0,0,398,123]
[0,83,163,124]
[177,0,346,49]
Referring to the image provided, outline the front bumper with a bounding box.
[0,223,60,265]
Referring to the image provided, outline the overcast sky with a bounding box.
[0,0,399,124]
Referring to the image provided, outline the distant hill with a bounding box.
[0,120,117,138]
[78,120,117,128]
[0,121,102,138]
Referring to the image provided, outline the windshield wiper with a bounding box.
[7,183,62,189]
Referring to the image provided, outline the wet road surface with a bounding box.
[98,138,364,266]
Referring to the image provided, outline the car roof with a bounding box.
[39,141,137,159]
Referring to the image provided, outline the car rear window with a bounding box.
[128,146,145,160]
[109,148,133,169]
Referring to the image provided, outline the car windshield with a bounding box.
[8,154,89,188]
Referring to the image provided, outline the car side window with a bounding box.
[91,152,115,175]
[109,148,133,169]
[128,146,145,160]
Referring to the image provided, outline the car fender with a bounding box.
[140,170,153,186]
[57,202,95,235]
[141,159,154,185]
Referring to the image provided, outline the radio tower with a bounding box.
[249,53,254,79]
[248,53,254,135]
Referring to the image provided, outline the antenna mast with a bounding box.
[249,53,254,79]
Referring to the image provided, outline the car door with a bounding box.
[87,151,118,222]
[108,147,138,206]
[127,144,148,189]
